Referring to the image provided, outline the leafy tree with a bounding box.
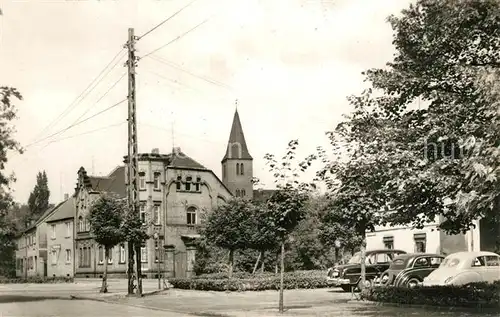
[200,198,255,278]
[0,87,23,277]
[264,139,315,313]
[362,0,500,235]
[27,171,50,221]
[88,194,125,293]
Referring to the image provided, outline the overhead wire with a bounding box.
[31,49,126,142]
[141,17,211,59]
[137,0,199,40]
[25,98,127,148]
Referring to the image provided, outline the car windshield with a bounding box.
[348,252,404,264]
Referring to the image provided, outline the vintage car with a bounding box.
[423,251,500,286]
[326,249,406,292]
[376,253,444,288]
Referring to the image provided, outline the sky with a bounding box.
[0,0,412,204]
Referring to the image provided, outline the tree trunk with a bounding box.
[127,241,134,294]
[278,241,285,314]
[228,249,234,278]
[135,244,143,297]
[252,251,262,274]
[275,249,279,274]
[260,252,265,273]
[100,247,108,293]
[359,230,367,291]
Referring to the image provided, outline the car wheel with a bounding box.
[407,277,421,288]
[341,285,353,292]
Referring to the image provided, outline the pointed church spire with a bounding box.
[222,104,252,162]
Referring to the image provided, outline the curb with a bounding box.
[346,300,500,313]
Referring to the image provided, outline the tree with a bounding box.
[264,140,315,313]
[362,0,500,235]
[27,171,50,221]
[200,198,255,278]
[88,194,125,293]
[0,87,23,277]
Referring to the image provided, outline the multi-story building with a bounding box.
[15,199,71,278]
[45,196,75,277]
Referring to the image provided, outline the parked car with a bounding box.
[376,253,444,288]
[423,251,500,286]
[326,249,406,292]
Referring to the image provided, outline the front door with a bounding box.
[174,251,187,278]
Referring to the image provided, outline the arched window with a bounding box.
[236,163,240,175]
[78,216,83,232]
[85,219,90,232]
[240,163,244,175]
[236,189,240,197]
[242,189,246,196]
[187,206,197,225]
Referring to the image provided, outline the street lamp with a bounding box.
[153,232,161,290]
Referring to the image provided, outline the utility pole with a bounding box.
[125,27,142,296]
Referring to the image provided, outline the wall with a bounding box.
[366,224,441,254]
[47,220,74,277]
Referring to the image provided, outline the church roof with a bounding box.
[222,109,252,162]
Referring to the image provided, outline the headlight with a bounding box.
[382,275,389,282]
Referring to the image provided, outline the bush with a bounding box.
[170,270,329,291]
[360,281,500,309]
[0,276,74,284]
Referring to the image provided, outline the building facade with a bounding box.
[45,197,75,277]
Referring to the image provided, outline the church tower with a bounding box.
[221,104,253,199]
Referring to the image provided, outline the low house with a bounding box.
[45,196,75,278]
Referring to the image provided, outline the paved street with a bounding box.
[0,281,498,317]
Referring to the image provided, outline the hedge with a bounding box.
[0,276,74,284]
[360,281,500,309]
[170,270,329,291]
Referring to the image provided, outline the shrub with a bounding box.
[170,270,329,291]
[360,281,500,309]
[0,276,74,284]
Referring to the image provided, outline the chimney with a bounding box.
[152,148,159,155]
[172,147,181,154]
[64,193,69,200]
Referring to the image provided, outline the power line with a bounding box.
[141,18,211,59]
[25,98,127,148]
[137,0,199,40]
[38,121,126,150]
[31,49,126,142]
[146,54,232,90]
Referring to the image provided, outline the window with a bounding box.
[383,236,394,249]
[153,205,160,225]
[176,176,182,190]
[154,239,164,263]
[195,177,201,192]
[472,256,486,267]
[414,233,426,253]
[66,222,71,237]
[140,205,146,223]
[139,172,146,190]
[119,244,126,263]
[108,247,113,264]
[79,248,83,267]
[78,216,83,232]
[85,219,90,232]
[187,206,196,225]
[51,250,57,265]
[485,256,500,267]
[414,257,429,268]
[241,189,246,197]
[240,163,244,175]
[33,234,36,245]
[141,244,148,263]
[236,189,240,197]
[98,246,104,264]
[430,257,443,268]
[185,176,192,191]
[51,224,56,239]
[65,249,71,263]
[153,172,160,190]
[236,163,240,175]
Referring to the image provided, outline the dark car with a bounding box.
[326,249,406,292]
[377,253,444,288]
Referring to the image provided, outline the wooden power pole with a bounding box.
[125,27,142,296]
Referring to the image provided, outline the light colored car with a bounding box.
[423,251,500,286]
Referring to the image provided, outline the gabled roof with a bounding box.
[222,109,252,162]
[22,201,65,233]
[77,166,126,198]
[45,198,75,223]
[168,148,207,170]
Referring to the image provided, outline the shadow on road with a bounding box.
[0,295,72,304]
